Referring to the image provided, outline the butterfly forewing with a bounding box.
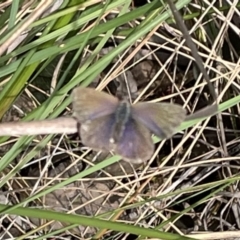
[72,87,119,122]
[132,102,186,139]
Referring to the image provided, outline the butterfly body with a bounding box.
[110,100,131,144]
[72,87,186,164]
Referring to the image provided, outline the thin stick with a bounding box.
[0,117,78,136]
[166,0,218,120]
[166,0,217,101]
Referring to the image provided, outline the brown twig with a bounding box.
[166,0,217,102]
[0,117,78,136]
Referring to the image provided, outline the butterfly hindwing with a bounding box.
[115,118,154,164]
[80,114,115,151]
[81,113,154,163]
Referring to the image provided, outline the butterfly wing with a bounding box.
[132,102,186,139]
[81,114,154,164]
[115,118,154,164]
[72,87,119,122]
[80,114,115,151]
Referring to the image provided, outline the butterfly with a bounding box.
[72,87,186,164]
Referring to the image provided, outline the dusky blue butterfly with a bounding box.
[72,87,186,164]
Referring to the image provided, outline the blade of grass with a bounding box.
[0,203,196,240]
[8,0,19,29]
[0,0,81,120]
[0,0,162,66]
